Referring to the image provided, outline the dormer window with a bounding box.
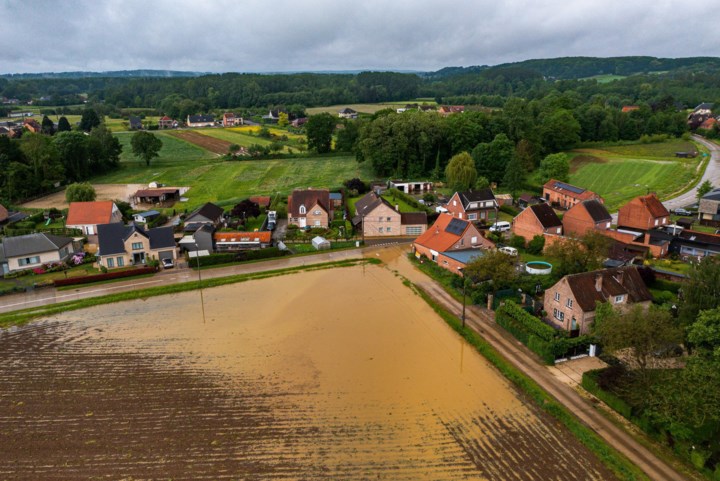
[314,210,321,215]
[614,295,624,304]
[299,205,306,215]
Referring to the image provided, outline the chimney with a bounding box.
[435,226,440,235]
[595,273,603,292]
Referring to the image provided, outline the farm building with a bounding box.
[186,114,215,127]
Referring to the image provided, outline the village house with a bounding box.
[352,191,427,237]
[186,114,215,128]
[178,224,214,253]
[601,228,670,259]
[132,210,161,224]
[0,233,76,274]
[158,116,177,129]
[562,199,612,237]
[262,109,286,123]
[222,112,243,127]
[97,223,176,269]
[413,213,495,272]
[132,187,181,206]
[511,203,563,242]
[338,108,358,119]
[698,188,720,227]
[249,196,272,209]
[288,189,332,228]
[544,266,653,335]
[291,117,308,128]
[183,202,225,232]
[688,102,714,129]
[671,229,720,258]
[445,189,498,224]
[438,105,465,116]
[387,180,433,194]
[543,179,603,210]
[23,118,42,133]
[0,204,8,224]
[617,193,670,231]
[214,231,272,251]
[66,201,123,236]
[128,116,143,130]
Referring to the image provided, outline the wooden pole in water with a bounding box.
[194,241,206,324]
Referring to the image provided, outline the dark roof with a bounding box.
[98,223,174,255]
[2,233,74,258]
[529,203,562,228]
[564,267,652,312]
[400,212,427,225]
[129,116,142,127]
[459,189,496,206]
[187,114,214,123]
[445,217,468,235]
[0,204,7,223]
[695,102,714,111]
[677,230,720,248]
[354,191,386,216]
[702,188,720,201]
[135,210,160,219]
[289,189,330,217]
[186,202,224,224]
[339,108,357,114]
[582,199,612,223]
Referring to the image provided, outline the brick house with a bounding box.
[413,213,495,271]
[436,249,486,275]
[544,266,653,335]
[158,116,176,129]
[288,189,332,228]
[23,118,42,133]
[352,191,427,237]
[543,179,603,210]
[511,203,562,242]
[617,194,670,231]
[445,189,498,224]
[97,223,176,269]
[562,199,612,237]
[222,112,243,126]
[66,201,123,236]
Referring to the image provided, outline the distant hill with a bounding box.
[425,56,720,80]
[0,69,208,79]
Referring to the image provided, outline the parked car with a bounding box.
[489,221,511,232]
[161,258,174,269]
[673,208,692,216]
[498,246,518,256]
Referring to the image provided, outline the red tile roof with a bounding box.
[564,267,652,312]
[700,118,717,130]
[0,204,8,223]
[214,231,271,243]
[634,194,670,219]
[414,213,471,252]
[66,201,117,226]
[288,189,330,217]
[249,196,271,208]
[621,106,640,113]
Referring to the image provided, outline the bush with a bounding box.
[497,301,557,341]
[582,369,634,419]
[188,248,288,267]
[509,234,526,249]
[527,235,545,255]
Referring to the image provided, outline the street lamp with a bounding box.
[194,240,206,324]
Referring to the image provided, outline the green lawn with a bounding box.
[580,74,627,83]
[93,154,373,210]
[195,128,275,147]
[579,139,698,160]
[115,131,215,163]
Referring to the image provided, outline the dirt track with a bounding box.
[169,130,231,154]
[21,184,145,209]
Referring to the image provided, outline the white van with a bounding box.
[498,246,518,256]
[489,221,511,232]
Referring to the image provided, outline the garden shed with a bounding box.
[312,236,330,250]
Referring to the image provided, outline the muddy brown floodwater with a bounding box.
[0,261,618,480]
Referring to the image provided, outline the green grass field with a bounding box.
[580,74,627,83]
[306,100,437,116]
[576,139,698,160]
[115,131,215,163]
[94,154,373,209]
[195,128,275,147]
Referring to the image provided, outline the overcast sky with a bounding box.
[1,0,717,74]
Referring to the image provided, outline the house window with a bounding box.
[107,258,115,268]
[468,213,477,220]
[458,213,463,219]
[471,236,478,244]
[378,216,383,222]
[606,222,611,228]
[453,200,457,206]
[386,227,391,233]
[299,205,306,215]
[556,227,561,234]
[117,257,124,267]
[314,220,321,226]
[132,242,143,250]
[571,317,578,330]
[566,299,573,308]
[443,260,448,265]
[554,292,560,302]
[459,238,464,246]
[314,210,321,215]
[18,256,40,266]
[553,308,565,321]
[614,295,624,304]
[654,219,659,226]
[386,217,391,221]
[378,227,383,233]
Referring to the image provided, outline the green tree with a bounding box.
[474,176,490,190]
[678,257,720,330]
[688,307,720,359]
[544,230,611,276]
[305,113,336,153]
[463,249,517,289]
[538,153,570,184]
[472,133,514,184]
[65,182,97,202]
[79,108,101,132]
[130,131,163,166]
[697,180,713,201]
[87,124,122,173]
[277,112,289,127]
[527,235,545,255]
[41,115,55,135]
[502,153,525,197]
[539,108,580,153]
[57,116,72,132]
[515,138,539,172]
[20,133,63,192]
[54,131,89,181]
[444,152,477,192]
[335,119,360,152]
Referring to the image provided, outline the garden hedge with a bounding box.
[54,266,157,287]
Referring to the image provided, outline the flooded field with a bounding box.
[0,263,617,480]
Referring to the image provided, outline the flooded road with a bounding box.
[0,255,617,480]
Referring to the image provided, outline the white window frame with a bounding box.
[554,292,560,302]
[299,205,306,215]
[566,299,573,308]
[471,236,478,244]
[614,295,624,304]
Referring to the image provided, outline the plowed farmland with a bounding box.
[0,266,618,480]
[168,129,232,154]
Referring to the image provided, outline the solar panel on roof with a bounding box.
[554,181,585,195]
[445,218,468,236]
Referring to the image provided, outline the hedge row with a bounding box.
[188,247,288,268]
[54,266,157,287]
[498,300,557,341]
[581,369,635,420]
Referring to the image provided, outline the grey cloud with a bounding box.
[0,0,718,73]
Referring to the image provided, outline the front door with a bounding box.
[299,218,306,228]
[133,252,146,265]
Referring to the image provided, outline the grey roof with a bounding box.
[98,223,175,256]
[442,249,485,264]
[188,114,215,123]
[582,199,612,223]
[354,191,394,216]
[702,188,720,201]
[460,189,496,205]
[1,233,74,258]
[329,193,342,200]
[135,210,160,219]
[186,202,224,224]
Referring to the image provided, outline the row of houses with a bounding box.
[337,105,465,120]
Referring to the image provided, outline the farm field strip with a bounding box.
[0,266,617,480]
[165,130,232,155]
[195,127,275,147]
[115,131,216,163]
